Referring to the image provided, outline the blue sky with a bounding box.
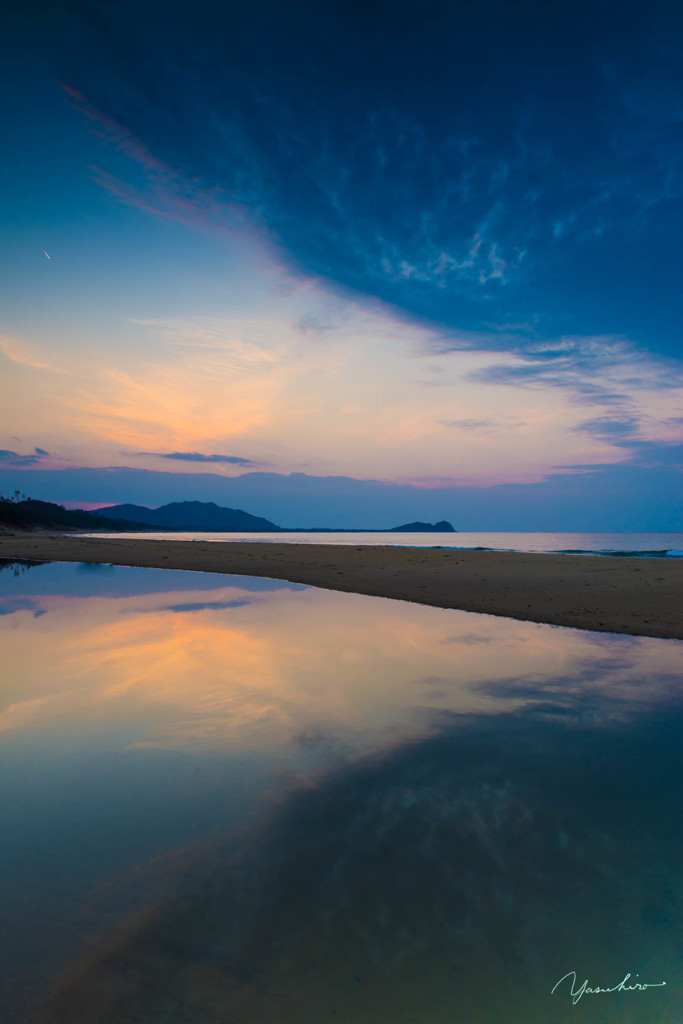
[1,0,681,527]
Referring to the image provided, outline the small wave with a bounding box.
[555,548,681,558]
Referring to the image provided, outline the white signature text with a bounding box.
[551,971,667,1006]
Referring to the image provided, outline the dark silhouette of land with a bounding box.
[1,497,456,534]
[104,500,281,531]
[389,520,455,532]
[103,502,456,532]
[0,498,150,533]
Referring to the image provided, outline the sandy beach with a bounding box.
[1,533,681,639]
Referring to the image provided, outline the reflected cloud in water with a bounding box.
[38,708,683,1023]
[0,596,45,617]
[2,567,680,755]
[158,599,253,613]
[0,561,681,1023]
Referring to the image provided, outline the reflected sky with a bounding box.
[1,560,682,1023]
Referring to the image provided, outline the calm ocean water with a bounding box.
[84,529,683,556]
[1,558,682,1023]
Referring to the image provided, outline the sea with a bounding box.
[81,529,683,556]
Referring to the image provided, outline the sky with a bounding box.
[1,0,682,529]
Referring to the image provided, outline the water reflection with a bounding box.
[0,561,681,1023]
[42,713,683,1024]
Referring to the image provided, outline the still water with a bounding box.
[1,559,682,1023]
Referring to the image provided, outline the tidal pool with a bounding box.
[1,559,682,1023]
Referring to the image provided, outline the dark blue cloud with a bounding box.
[159,599,252,613]
[0,597,44,616]
[133,451,254,465]
[576,417,642,441]
[0,449,42,466]
[35,0,683,359]
[440,419,495,432]
[464,337,670,388]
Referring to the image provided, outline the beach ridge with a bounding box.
[1,535,681,640]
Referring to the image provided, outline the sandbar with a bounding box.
[0,534,681,639]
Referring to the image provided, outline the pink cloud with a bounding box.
[60,84,170,176]
[62,83,255,239]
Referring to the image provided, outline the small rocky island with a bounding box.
[389,521,456,532]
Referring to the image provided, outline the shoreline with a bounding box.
[0,533,681,640]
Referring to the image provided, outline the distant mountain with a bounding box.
[0,499,150,532]
[1,497,456,534]
[101,501,281,532]
[101,503,455,532]
[389,520,456,532]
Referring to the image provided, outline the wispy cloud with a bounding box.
[159,599,252,613]
[60,85,170,175]
[4,295,682,488]
[440,419,499,432]
[6,77,683,491]
[44,1,683,375]
[0,449,44,466]
[133,451,255,465]
[0,598,45,617]
[62,85,259,243]
[0,334,60,372]
[576,416,642,443]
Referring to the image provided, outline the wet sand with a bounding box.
[0,533,681,639]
